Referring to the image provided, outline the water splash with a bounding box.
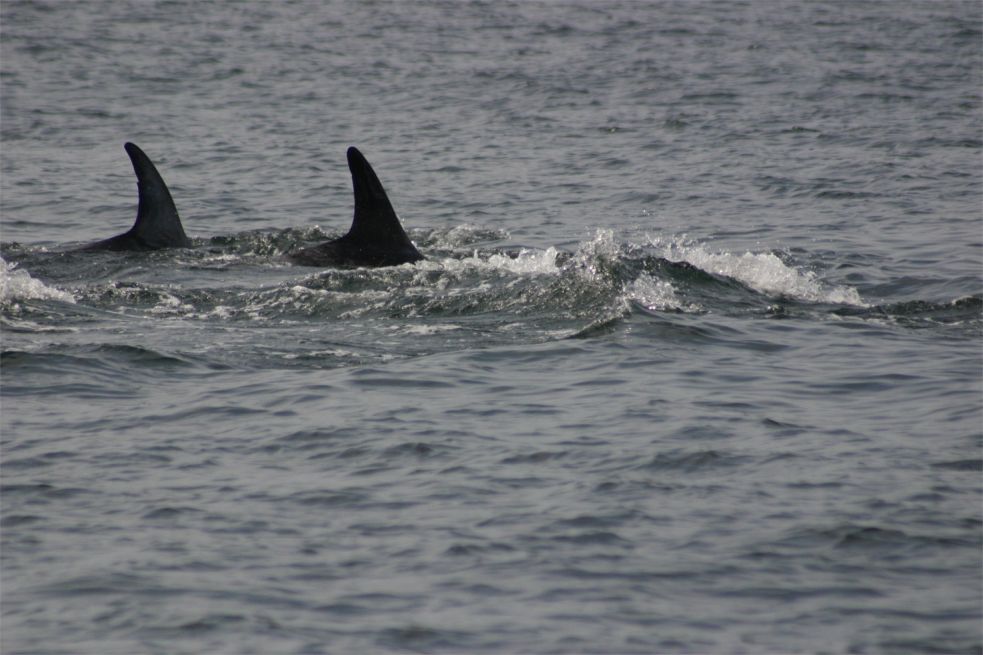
[420,247,561,276]
[423,224,511,248]
[0,256,75,305]
[646,235,867,306]
[569,229,620,279]
[627,274,697,313]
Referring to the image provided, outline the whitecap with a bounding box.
[420,247,561,276]
[627,274,700,313]
[647,235,867,307]
[0,256,75,305]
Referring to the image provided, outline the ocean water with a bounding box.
[1,1,981,653]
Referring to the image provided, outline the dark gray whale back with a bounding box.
[288,147,424,268]
[83,142,191,251]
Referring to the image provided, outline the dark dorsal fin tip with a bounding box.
[123,141,144,160]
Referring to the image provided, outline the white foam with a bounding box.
[647,235,867,306]
[627,274,699,312]
[397,323,462,335]
[149,291,193,316]
[0,256,75,304]
[434,224,511,248]
[420,247,561,276]
[571,229,620,276]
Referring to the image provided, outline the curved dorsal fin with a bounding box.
[343,147,416,250]
[80,143,191,251]
[123,142,191,248]
[286,146,424,267]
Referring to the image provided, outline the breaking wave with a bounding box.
[646,234,867,306]
[0,256,75,306]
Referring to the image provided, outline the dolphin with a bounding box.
[82,142,192,251]
[288,147,424,267]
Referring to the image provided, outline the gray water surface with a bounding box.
[2,1,981,653]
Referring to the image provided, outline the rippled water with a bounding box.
[2,1,981,653]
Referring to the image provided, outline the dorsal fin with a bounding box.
[286,147,424,267]
[80,143,192,251]
[343,147,416,250]
[123,142,191,248]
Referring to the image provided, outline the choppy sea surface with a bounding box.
[2,1,981,653]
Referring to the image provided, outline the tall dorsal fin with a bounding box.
[343,146,416,249]
[123,142,191,248]
[80,143,192,251]
[286,146,424,267]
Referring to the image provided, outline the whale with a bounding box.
[82,142,192,251]
[288,147,424,268]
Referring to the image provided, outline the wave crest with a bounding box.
[0,256,75,305]
[646,235,867,306]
